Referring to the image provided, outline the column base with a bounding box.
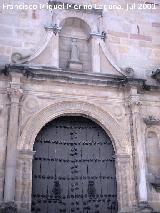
[134,201,154,213]
[0,202,17,213]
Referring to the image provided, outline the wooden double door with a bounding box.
[32,116,118,213]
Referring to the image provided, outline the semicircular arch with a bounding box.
[18,101,130,155]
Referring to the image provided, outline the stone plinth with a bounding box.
[67,60,83,71]
[134,202,153,213]
[0,202,17,213]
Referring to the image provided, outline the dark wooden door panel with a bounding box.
[32,116,118,213]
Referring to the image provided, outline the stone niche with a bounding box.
[146,132,160,177]
[59,17,92,72]
[146,131,160,210]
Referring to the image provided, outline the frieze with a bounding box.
[0,64,151,90]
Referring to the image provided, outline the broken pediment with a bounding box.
[100,46,122,76]
[9,4,127,77]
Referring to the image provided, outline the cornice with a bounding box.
[0,64,145,87]
[0,64,159,91]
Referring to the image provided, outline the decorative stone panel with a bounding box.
[16,150,35,212]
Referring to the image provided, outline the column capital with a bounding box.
[7,87,23,102]
[127,86,142,107]
[128,95,141,109]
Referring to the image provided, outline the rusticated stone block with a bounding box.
[119,46,128,54]
[0,55,9,63]
[0,47,5,55]
[108,30,129,38]
[0,26,13,38]
[130,34,152,42]
[108,36,120,44]
[152,22,160,27]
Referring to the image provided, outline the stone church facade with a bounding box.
[0,0,160,212]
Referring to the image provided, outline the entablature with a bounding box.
[0,64,151,91]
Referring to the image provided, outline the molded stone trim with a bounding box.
[18,100,129,154]
[17,101,134,212]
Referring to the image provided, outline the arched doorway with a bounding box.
[31,116,118,213]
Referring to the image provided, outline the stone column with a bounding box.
[116,154,133,213]
[90,34,101,73]
[0,94,9,202]
[16,150,35,212]
[128,87,152,212]
[52,32,59,68]
[3,73,22,203]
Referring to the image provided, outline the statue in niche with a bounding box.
[67,38,83,71]
[70,38,80,62]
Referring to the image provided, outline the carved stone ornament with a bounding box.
[143,115,160,126]
[11,52,31,64]
[89,31,107,41]
[7,88,23,100]
[128,96,141,107]
[152,68,160,83]
[44,23,62,35]
[101,31,107,42]
[148,173,160,192]
[0,64,10,75]
[150,179,160,192]
[23,96,39,113]
[124,67,134,77]
[0,202,17,213]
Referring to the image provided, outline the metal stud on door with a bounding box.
[32,116,118,213]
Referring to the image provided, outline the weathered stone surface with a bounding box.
[0,0,160,212]
[0,202,17,213]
